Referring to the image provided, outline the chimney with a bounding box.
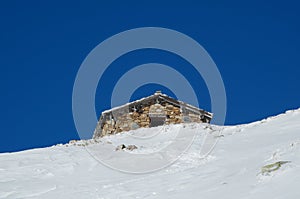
[154,90,162,95]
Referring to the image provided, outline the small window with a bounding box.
[150,116,165,127]
[149,103,166,127]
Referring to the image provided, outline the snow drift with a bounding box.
[0,109,300,199]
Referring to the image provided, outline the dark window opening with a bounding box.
[149,117,165,127]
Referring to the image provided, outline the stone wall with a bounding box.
[94,102,204,138]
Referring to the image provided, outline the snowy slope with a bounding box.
[1,109,300,199]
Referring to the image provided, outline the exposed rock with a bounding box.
[261,161,291,174]
[126,145,138,151]
[116,144,126,151]
[115,144,138,151]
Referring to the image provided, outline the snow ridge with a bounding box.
[0,108,300,199]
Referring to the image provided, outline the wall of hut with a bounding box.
[93,101,209,138]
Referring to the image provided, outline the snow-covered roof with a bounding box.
[101,91,212,118]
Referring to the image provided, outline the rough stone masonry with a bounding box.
[93,91,212,138]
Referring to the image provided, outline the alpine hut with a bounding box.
[93,91,212,138]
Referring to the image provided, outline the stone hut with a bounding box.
[93,91,213,138]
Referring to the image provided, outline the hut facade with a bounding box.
[93,91,213,138]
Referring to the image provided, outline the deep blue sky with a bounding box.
[1,1,299,152]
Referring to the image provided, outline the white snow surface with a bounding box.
[1,109,300,199]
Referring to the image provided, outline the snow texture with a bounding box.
[0,109,300,199]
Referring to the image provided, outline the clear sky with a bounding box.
[1,0,299,152]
